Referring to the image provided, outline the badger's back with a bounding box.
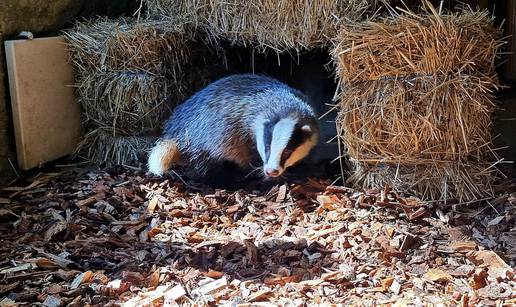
[150,74,316,177]
[164,74,290,134]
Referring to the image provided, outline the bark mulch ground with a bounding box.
[0,166,514,306]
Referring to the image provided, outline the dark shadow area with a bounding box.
[493,91,516,180]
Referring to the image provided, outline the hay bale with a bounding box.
[334,7,502,82]
[332,1,505,202]
[347,161,499,202]
[63,18,190,166]
[76,129,154,167]
[64,18,189,75]
[336,75,497,163]
[145,0,384,52]
[77,71,170,135]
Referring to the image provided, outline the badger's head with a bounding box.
[255,115,319,178]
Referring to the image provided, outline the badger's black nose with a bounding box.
[265,168,280,177]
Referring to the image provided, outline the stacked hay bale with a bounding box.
[64,18,190,166]
[332,2,505,202]
[145,0,384,52]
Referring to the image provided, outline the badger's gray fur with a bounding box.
[148,74,319,180]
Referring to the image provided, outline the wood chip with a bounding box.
[244,239,259,265]
[0,282,20,295]
[76,196,97,207]
[424,269,452,283]
[147,196,159,213]
[263,275,300,286]
[469,250,511,269]
[276,184,288,203]
[70,271,93,289]
[307,224,344,239]
[192,276,227,295]
[248,289,273,303]
[44,221,68,242]
[42,295,62,307]
[203,270,224,279]
[0,297,16,307]
[400,233,420,251]
[389,279,401,295]
[449,241,477,252]
[164,285,187,305]
[0,263,37,275]
[470,268,488,290]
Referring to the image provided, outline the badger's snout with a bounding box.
[264,167,282,178]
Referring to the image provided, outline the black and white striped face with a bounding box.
[255,116,318,178]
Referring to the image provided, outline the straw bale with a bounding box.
[63,17,191,166]
[64,18,189,75]
[336,75,497,163]
[145,0,385,52]
[332,1,505,202]
[76,128,155,167]
[346,160,500,202]
[64,18,192,132]
[77,71,171,135]
[333,3,503,82]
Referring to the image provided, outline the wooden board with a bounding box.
[5,37,82,170]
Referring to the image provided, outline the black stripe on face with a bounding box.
[263,121,273,162]
[279,126,311,167]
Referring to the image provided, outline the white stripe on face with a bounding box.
[264,117,297,173]
[254,116,268,163]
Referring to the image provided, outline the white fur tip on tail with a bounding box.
[148,139,180,176]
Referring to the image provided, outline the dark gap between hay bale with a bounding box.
[332,1,506,202]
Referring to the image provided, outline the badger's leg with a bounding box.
[201,161,250,189]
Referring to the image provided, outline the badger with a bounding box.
[148,74,319,182]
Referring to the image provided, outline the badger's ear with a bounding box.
[301,124,312,133]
